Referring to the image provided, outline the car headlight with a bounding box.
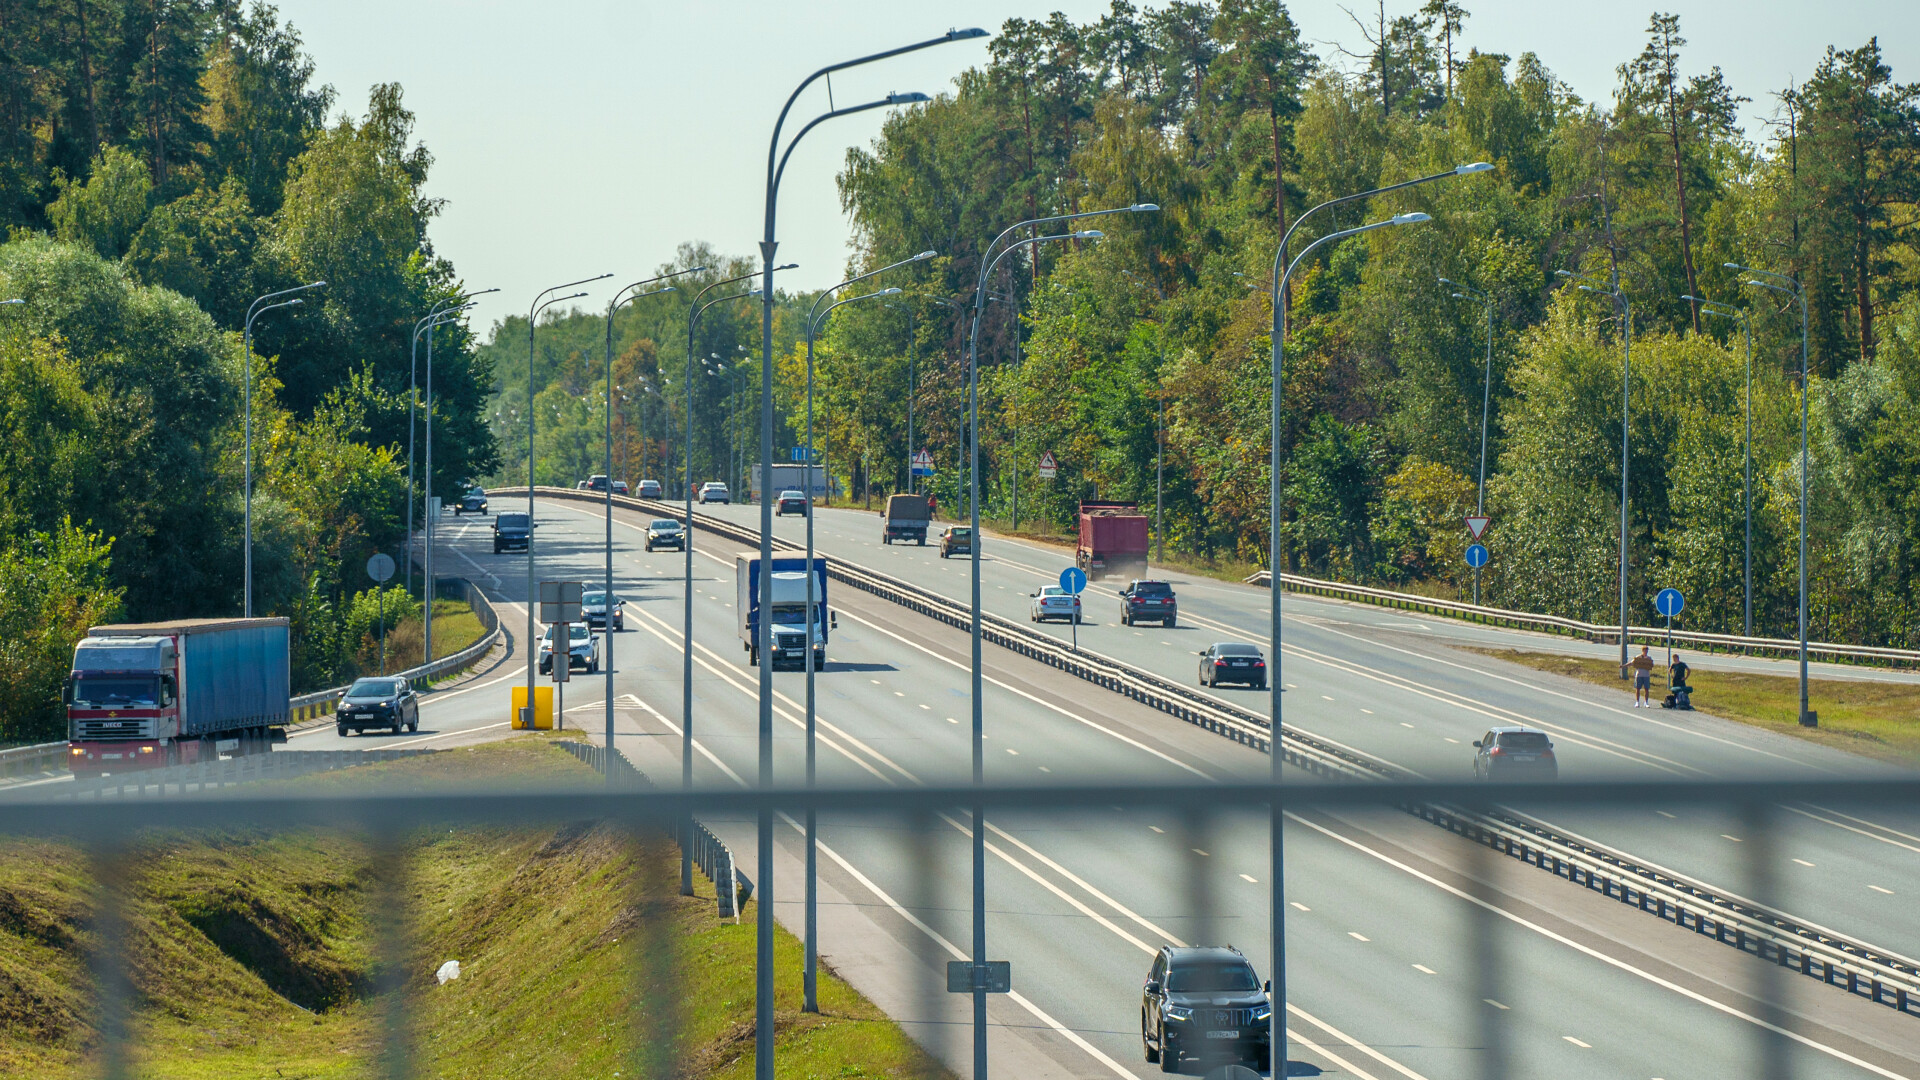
[1164,1006,1191,1021]
[1250,1003,1271,1020]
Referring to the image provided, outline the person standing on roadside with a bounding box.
[1625,645,1655,707]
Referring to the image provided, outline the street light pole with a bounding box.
[408,289,498,598]
[1734,264,1814,726]
[523,275,610,730]
[1440,277,1495,604]
[1268,211,1433,1078]
[1560,269,1635,678]
[243,282,325,617]
[602,270,698,783]
[1685,294,1754,637]
[964,202,1156,1076]
[419,305,478,665]
[798,257,928,1014]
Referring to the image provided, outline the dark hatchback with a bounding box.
[1141,946,1271,1072]
[1198,642,1266,689]
[1119,579,1177,627]
[1474,726,1558,780]
[455,487,488,515]
[336,677,418,737]
[492,512,531,553]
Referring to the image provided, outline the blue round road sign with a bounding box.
[1464,543,1489,569]
[1655,587,1685,617]
[1059,567,1088,595]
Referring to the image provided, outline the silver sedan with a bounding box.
[1029,586,1083,623]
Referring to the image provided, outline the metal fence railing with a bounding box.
[5,748,442,802]
[6,773,1915,1078]
[0,740,69,781]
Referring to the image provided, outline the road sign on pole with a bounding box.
[1654,588,1685,618]
[1465,515,1491,540]
[366,553,395,583]
[1037,450,1058,480]
[539,580,583,624]
[1059,567,1087,594]
[1464,543,1490,569]
[911,450,935,477]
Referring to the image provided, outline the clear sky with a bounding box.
[276,1,1916,335]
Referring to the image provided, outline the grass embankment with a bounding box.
[0,734,951,1079]
[1477,648,1920,766]
[361,598,486,674]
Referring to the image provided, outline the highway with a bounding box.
[319,496,1920,1079]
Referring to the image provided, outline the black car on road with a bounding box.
[1141,946,1271,1072]
[492,512,531,553]
[1198,642,1266,689]
[777,490,809,516]
[1473,726,1558,780]
[335,677,419,737]
[455,487,488,515]
[1119,579,1177,626]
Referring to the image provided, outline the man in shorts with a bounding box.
[1626,646,1655,707]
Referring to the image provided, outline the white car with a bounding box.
[538,624,601,674]
[1029,586,1083,624]
[698,482,730,505]
[637,479,663,499]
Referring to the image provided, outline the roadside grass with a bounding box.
[1475,648,1920,767]
[0,735,952,1079]
[361,599,485,674]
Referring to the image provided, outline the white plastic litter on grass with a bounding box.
[436,960,461,984]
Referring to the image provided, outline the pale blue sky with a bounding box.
[276,1,1916,334]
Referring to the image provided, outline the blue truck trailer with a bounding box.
[735,555,833,669]
[66,618,290,774]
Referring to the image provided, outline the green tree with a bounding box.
[46,143,151,258]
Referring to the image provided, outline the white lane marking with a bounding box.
[1288,810,1918,1080]
[1871,886,1895,895]
[1240,874,1258,883]
[1656,811,1677,819]
[1290,902,1310,912]
[1484,999,1509,1009]
[1800,804,1920,847]
[1722,834,1743,843]
[1286,1027,1392,1080]
[405,721,510,745]
[1784,804,1920,856]
[1149,826,1164,833]
[1288,1004,1434,1080]
[1412,964,1436,975]
[1348,932,1369,942]
[1793,859,1815,868]
[1563,1036,1591,1049]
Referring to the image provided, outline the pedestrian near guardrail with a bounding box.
[1627,646,1655,707]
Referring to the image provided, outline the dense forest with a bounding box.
[508,1,1920,652]
[0,1,490,737]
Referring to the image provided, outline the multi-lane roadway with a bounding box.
[299,496,1919,1078]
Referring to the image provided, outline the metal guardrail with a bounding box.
[0,741,69,780]
[497,486,1920,1017]
[555,738,749,917]
[289,580,504,722]
[14,748,442,802]
[1246,569,1920,668]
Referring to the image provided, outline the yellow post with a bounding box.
[511,685,554,729]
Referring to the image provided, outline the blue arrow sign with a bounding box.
[1654,587,1685,618]
[1464,543,1489,569]
[1059,567,1088,595]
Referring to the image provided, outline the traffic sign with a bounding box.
[1464,543,1489,569]
[1654,588,1685,618]
[1059,567,1087,594]
[366,553,395,583]
[911,450,935,477]
[1465,515,1490,540]
[539,580,583,624]
[1037,450,1058,479]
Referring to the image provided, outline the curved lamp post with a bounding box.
[677,267,792,896]
[1267,211,1431,1077]
[1557,269,1634,680]
[962,202,1157,1075]
[1731,263,1813,726]
[521,275,611,728]
[755,38,982,1076]
[798,252,930,1012]
[1440,276,1495,604]
[601,269,701,780]
[243,281,325,617]
[418,302,481,664]
[1683,294,1754,637]
[408,288,499,596]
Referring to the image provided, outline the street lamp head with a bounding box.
[1454,162,1494,175]
[286,299,303,307]
[1074,229,1105,239]
[1723,262,1744,271]
[913,250,938,261]
[1451,293,1466,300]
[308,281,328,289]
[886,91,932,106]
[1555,269,1573,278]
[1745,280,1767,289]
[876,288,904,296]
[1390,212,1431,225]
[1437,276,1455,286]
[1578,285,1601,294]
[948,27,990,40]
[1,298,25,306]
[1130,203,1160,212]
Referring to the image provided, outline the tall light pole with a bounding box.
[408,289,498,597]
[1558,268,1634,678]
[602,269,698,781]
[419,303,478,665]
[680,268,788,894]
[243,281,325,617]
[757,39,979,1078]
[799,254,929,1013]
[523,275,610,729]
[965,203,1157,1077]
[1685,294,1754,637]
[1733,263,1814,726]
[1124,269,1169,566]
[1440,276,1496,604]
[885,301,919,494]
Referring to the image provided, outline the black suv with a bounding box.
[1119,579,1177,627]
[1141,946,1271,1072]
[1473,726,1558,780]
[455,486,488,515]
[492,512,531,553]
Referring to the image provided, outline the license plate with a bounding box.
[1205,1030,1239,1039]
[103,753,123,760]
[1511,754,1537,761]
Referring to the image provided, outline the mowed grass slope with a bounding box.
[0,735,952,1079]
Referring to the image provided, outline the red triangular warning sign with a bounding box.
[1465,515,1490,540]
[1039,451,1057,469]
